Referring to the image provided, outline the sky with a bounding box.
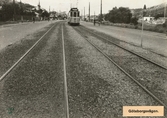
[20,0,167,15]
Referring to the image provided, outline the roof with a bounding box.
[70,8,79,12]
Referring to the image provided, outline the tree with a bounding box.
[1,3,18,21]
[41,10,49,19]
[143,5,147,17]
[104,7,132,23]
[0,0,11,5]
[131,17,138,25]
[154,14,164,19]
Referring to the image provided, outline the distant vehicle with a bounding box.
[68,8,80,25]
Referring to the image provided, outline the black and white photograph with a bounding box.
[0,0,167,117]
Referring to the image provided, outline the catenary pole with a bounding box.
[13,0,16,21]
[165,2,166,18]
[100,0,102,23]
[141,5,146,47]
[84,7,85,21]
[89,2,90,22]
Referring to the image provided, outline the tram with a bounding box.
[68,8,80,25]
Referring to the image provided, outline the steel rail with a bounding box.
[74,27,167,108]
[0,23,56,82]
[80,26,167,70]
[62,25,70,118]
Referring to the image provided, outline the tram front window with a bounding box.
[74,12,77,17]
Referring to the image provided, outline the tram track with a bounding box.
[73,26,167,110]
[0,23,57,77]
[0,21,166,117]
[0,23,56,82]
[80,26,167,70]
[64,24,164,117]
[0,22,69,117]
[62,24,70,118]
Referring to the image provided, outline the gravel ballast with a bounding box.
[81,26,167,68]
[75,26,167,106]
[0,22,65,118]
[0,21,165,118]
[0,23,56,77]
[64,24,161,118]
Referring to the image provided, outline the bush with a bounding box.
[135,25,138,29]
[162,23,166,27]
[131,17,138,25]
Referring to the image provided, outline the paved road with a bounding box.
[0,20,57,51]
[81,21,167,57]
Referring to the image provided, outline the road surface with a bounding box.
[0,21,57,51]
[81,21,167,57]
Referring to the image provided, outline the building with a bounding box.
[131,3,167,18]
[49,11,57,20]
[143,16,154,21]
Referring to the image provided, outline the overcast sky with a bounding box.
[21,0,167,15]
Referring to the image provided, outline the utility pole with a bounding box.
[89,2,90,22]
[94,11,95,25]
[165,2,166,18]
[81,10,83,20]
[100,0,102,23]
[13,0,16,21]
[84,7,85,21]
[141,5,146,47]
[20,0,23,22]
[165,2,167,38]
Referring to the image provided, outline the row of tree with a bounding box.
[0,1,49,21]
[0,0,11,4]
[104,7,138,25]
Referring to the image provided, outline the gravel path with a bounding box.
[0,22,65,117]
[64,24,160,118]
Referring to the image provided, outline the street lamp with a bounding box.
[141,5,146,47]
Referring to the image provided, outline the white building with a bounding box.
[143,17,154,21]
